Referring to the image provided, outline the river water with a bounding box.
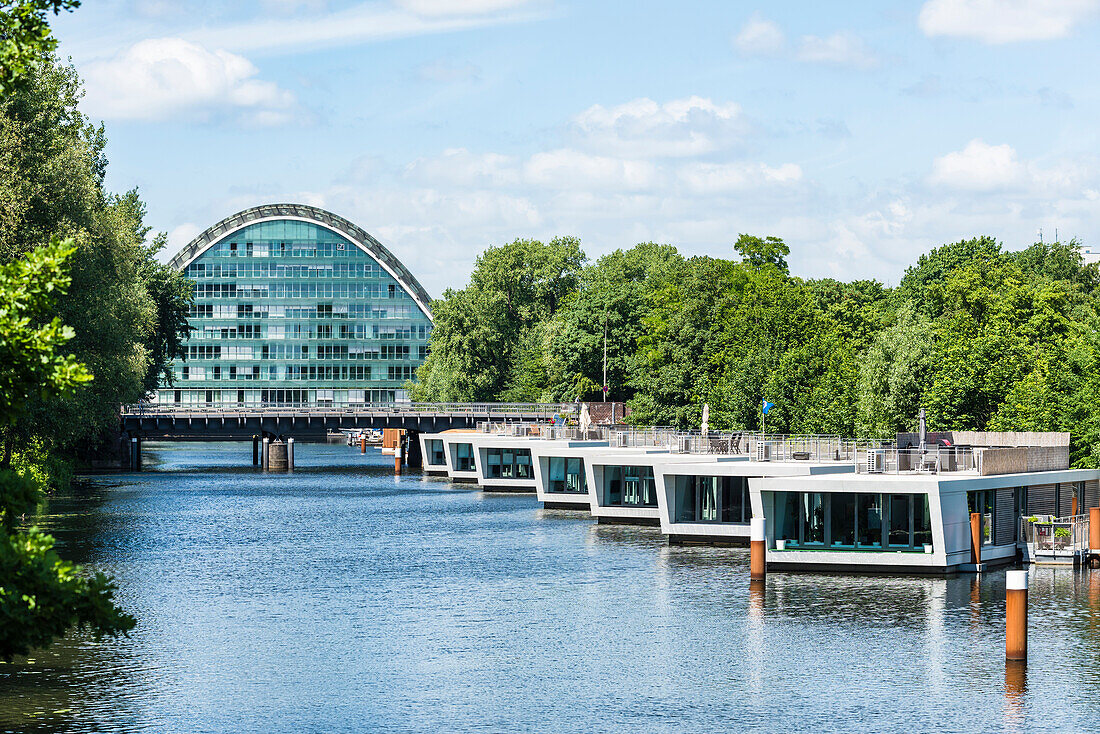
[3,441,1100,732]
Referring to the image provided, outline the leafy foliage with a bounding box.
[0,0,79,94]
[0,241,134,660]
[414,232,1100,465]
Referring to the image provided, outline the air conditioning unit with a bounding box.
[866,450,885,474]
[756,442,771,462]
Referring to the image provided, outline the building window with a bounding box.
[452,443,474,472]
[602,465,656,507]
[967,490,995,546]
[672,476,750,524]
[485,448,532,480]
[774,492,932,551]
[548,457,586,493]
[427,440,445,466]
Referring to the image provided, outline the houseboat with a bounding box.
[751,432,1100,574]
[654,457,855,545]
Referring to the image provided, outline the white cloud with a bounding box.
[82,38,296,124]
[165,222,202,261]
[573,96,744,157]
[523,149,657,190]
[796,32,879,69]
[918,0,1099,43]
[929,139,1024,190]
[677,161,802,193]
[404,148,520,187]
[396,0,536,16]
[734,14,786,56]
[193,0,544,55]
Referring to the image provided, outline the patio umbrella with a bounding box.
[579,402,592,433]
[701,403,710,438]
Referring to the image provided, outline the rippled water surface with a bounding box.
[4,441,1100,732]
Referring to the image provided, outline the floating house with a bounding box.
[752,432,1099,574]
[529,439,611,509]
[654,458,854,545]
[583,451,741,525]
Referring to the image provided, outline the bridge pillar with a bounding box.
[119,434,132,471]
[405,430,423,469]
[130,436,142,471]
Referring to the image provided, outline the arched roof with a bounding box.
[168,203,434,320]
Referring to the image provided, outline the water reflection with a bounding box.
[3,442,1100,732]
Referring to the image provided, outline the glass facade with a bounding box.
[451,442,475,472]
[426,439,446,467]
[485,448,533,480]
[773,492,932,550]
[160,217,432,407]
[602,466,657,507]
[673,475,749,524]
[547,457,586,494]
[967,490,995,546]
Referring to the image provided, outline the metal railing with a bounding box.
[855,446,979,474]
[122,402,575,416]
[753,434,867,462]
[1021,514,1090,553]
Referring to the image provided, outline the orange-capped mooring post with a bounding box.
[360,434,366,454]
[1006,570,1028,661]
[970,512,983,565]
[750,517,766,581]
[394,442,404,475]
[1090,506,1100,550]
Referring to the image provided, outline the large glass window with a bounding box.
[888,494,911,547]
[427,439,445,466]
[603,466,654,507]
[671,475,750,524]
[967,490,995,546]
[775,492,932,551]
[485,448,533,480]
[547,457,585,493]
[452,443,474,472]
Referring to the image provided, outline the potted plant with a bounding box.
[1054,525,1072,549]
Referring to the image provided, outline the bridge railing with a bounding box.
[121,402,575,416]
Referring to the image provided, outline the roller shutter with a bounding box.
[1027,483,1057,516]
[994,488,1016,545]
[1085,480,1100,511]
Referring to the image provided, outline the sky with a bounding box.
[52,0,1100,297]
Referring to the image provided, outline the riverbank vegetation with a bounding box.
[1,2,188,657]
[413,235,1100,467]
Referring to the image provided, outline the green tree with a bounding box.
[733,233,790,274]
[1,58,192,459]
[413,236,584,402]
[0,0,79,94]
[547,242,684,402]
[0,240,135,660]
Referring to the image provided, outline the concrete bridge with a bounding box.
[118,402,574,469]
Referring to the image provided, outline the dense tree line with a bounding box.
[2,2,191,657]
[413,234,1100,467]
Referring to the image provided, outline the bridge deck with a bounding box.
[121,403,573,439]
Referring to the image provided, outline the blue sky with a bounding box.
[53,0,1100,296]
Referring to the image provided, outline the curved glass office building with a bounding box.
[158,204,433,407]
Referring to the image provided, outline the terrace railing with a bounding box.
[1021,514,1090,554]
[122,402,575,416]
[856,445,979,474]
